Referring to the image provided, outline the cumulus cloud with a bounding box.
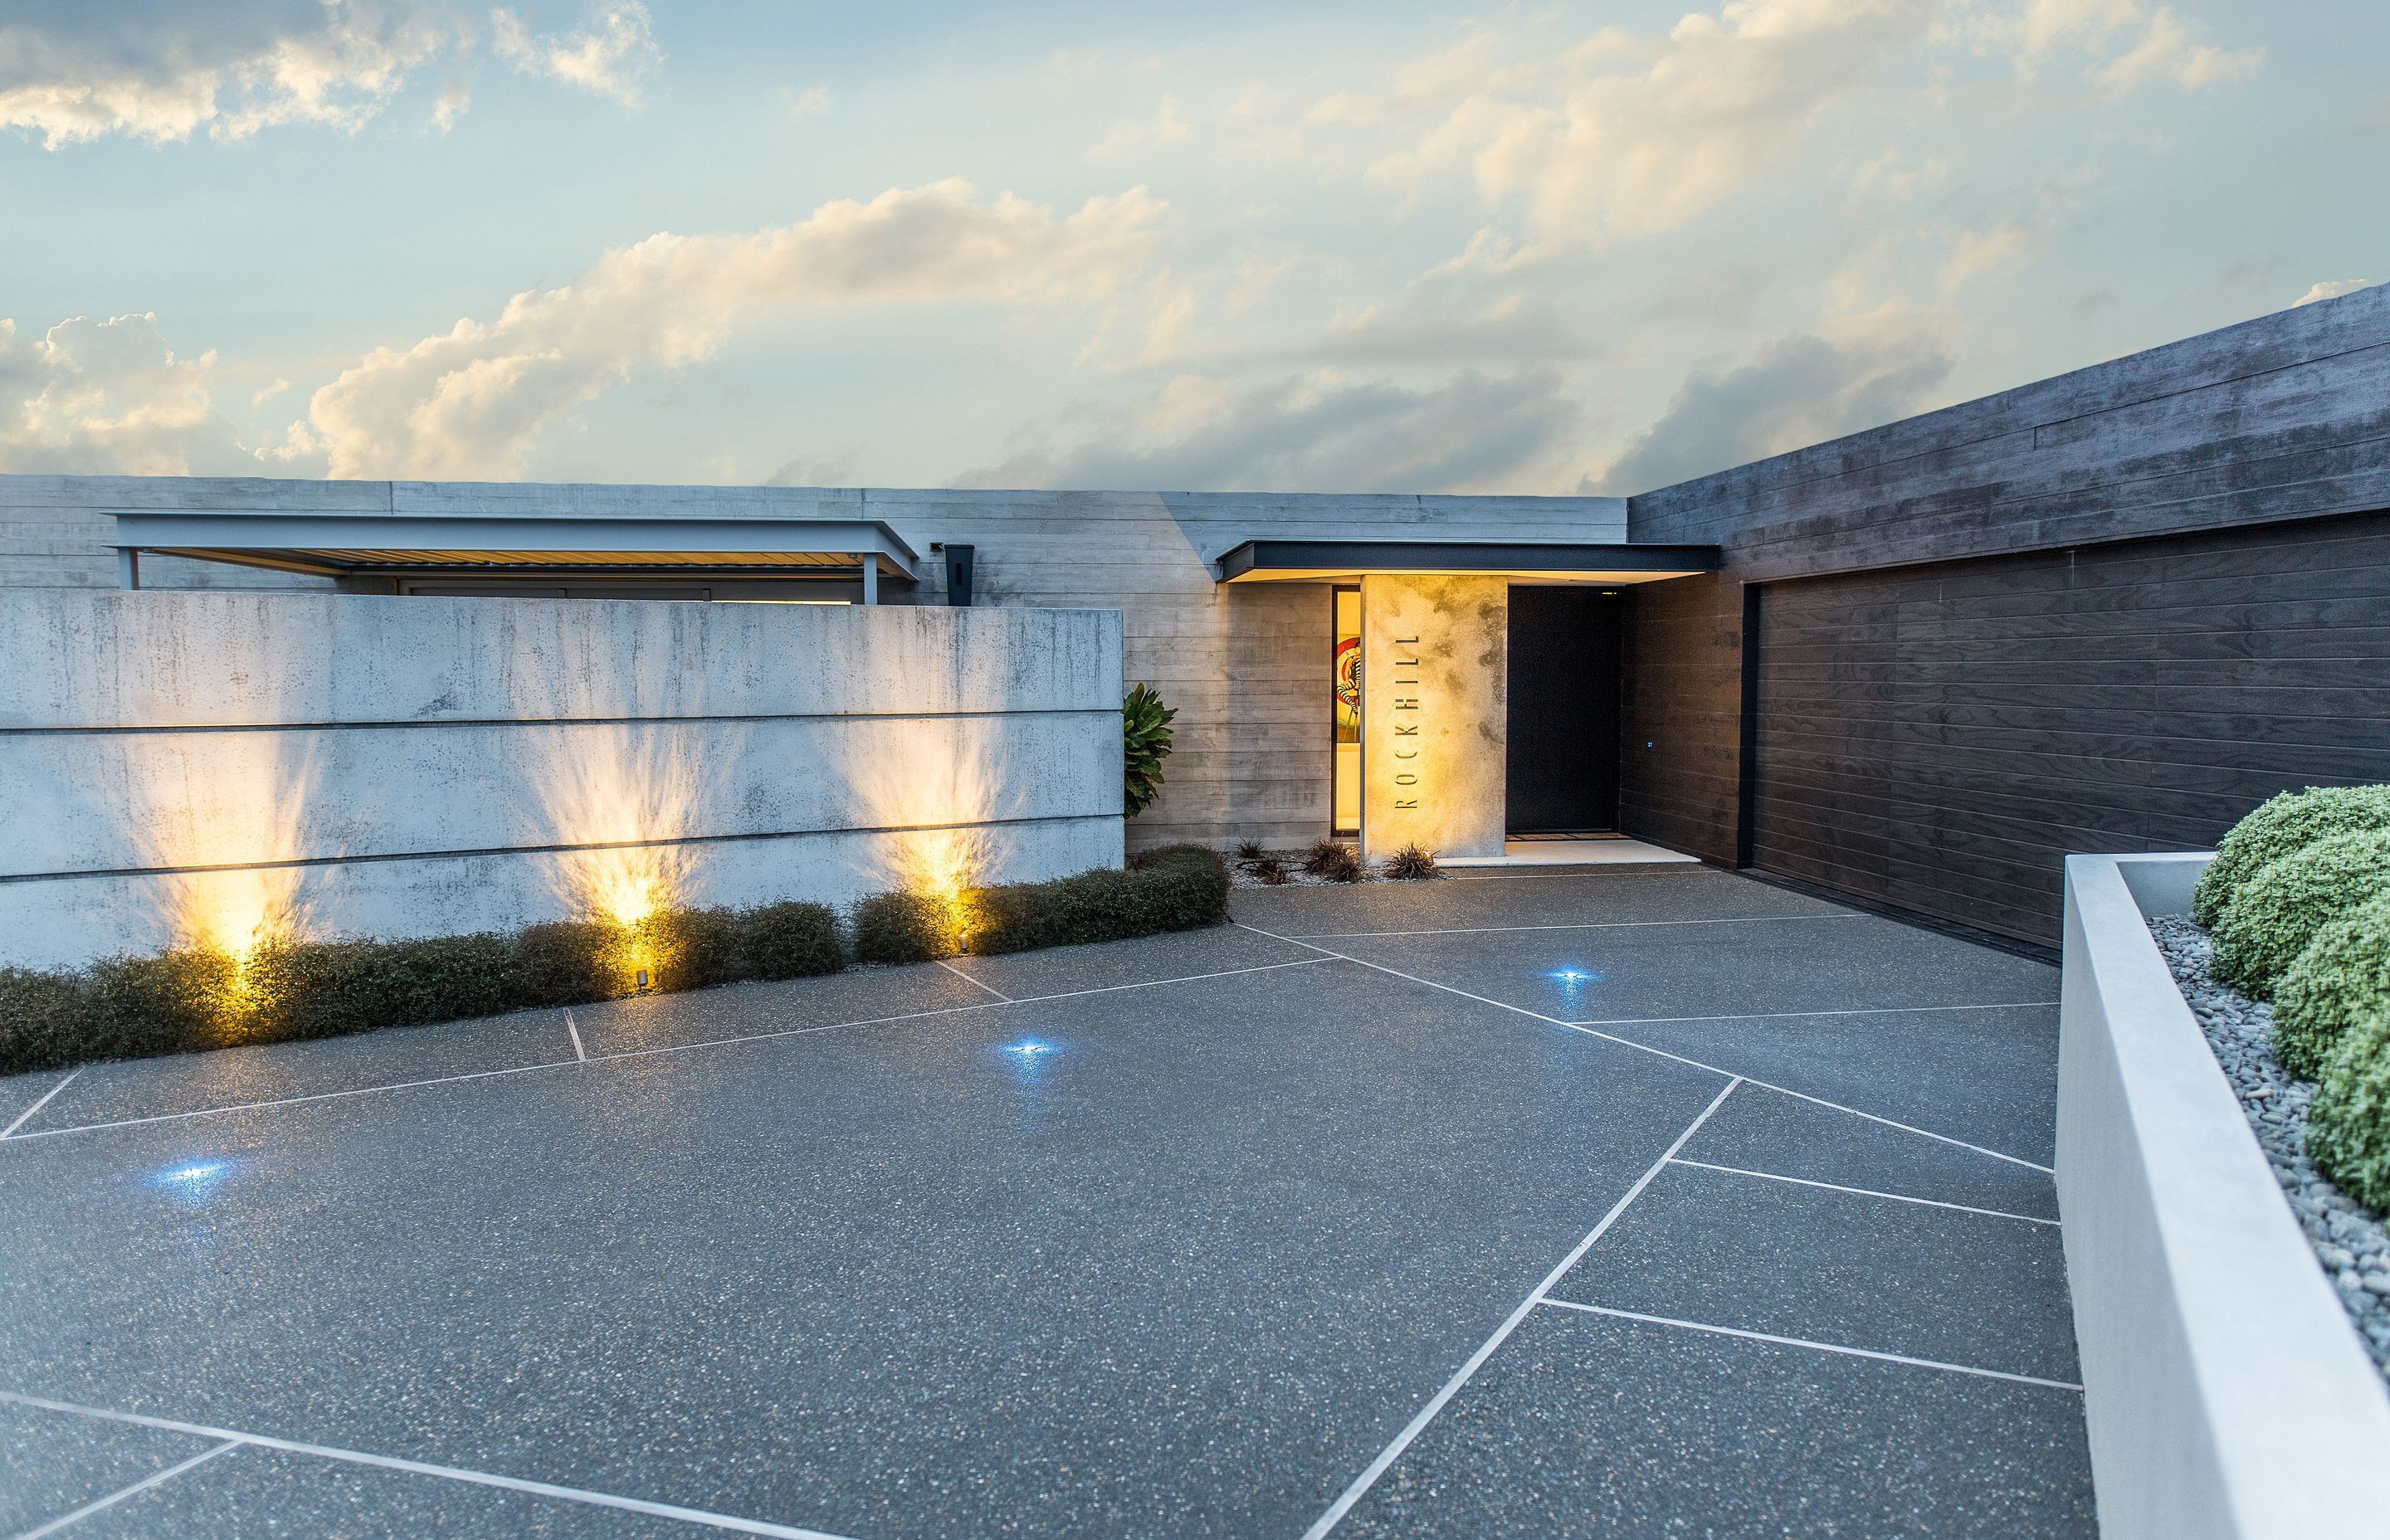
[960,367,1582,494]
[1091,95,1193,158]
[0,0,454,147]
[0,314,257,475]
[305,179,1165,478]
[2294,279,2377,307]
[492,1,658,106]
[1592,320,1953,492]
[2002,0,2261,94]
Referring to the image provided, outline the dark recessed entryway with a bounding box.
[1506,586,1623,835]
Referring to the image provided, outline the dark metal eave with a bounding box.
[1214,539,1721,582]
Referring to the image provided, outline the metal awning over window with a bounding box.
[1213,539,1719,584]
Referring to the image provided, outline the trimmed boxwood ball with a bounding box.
[2306,1008,2390,1214]
[852,891,961,964]
[2192,783,2390,928]
[2209,828,2390,998]
[2273,890,2390,1080]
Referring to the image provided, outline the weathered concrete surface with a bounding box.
[1359,574,1508,861]
[0,477,1626,853]
[2058,852,2390,1540]
[0,592,1124,970]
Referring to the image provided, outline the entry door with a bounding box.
[1505,587,1623,833]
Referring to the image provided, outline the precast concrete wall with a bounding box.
[0,592,1124,970]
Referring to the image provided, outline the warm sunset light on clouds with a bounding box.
[2,0,2375,493]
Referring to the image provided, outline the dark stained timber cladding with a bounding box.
[1618,573,1741,865]
[1750,509,2390,948]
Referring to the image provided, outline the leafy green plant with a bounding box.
[2273,891,2390,1079]
[1305,838,1362,883]
[968,845,1230,954]
[1123,683,1177,817]
[851,891,963,964]
[2307,1007,2390,1213]
[737,901,844,980]
[2192,784,2390,928]
[2210,828,2390,997]
[1383,843,1439,881]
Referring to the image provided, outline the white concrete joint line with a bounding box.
[13,1438,241,1539]
[937,958,1010,1001]
[1665,1158,2059,1226]
[1234,923,2052,1175]
[0,1066,83,1139]
[1299,1077,1744,1540]
[1539,1302,2084,1392]
[0,1391,861,1540]
[0,955,1334,1145]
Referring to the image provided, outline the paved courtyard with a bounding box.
[0,865,2092,1538]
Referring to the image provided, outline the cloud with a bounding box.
[2002,0,2261,94]
[960,367,1582,494]
[2294,280,2378,308]
[1354,0,1939,244]
[492,2,659,106]
[0,314,259,475]
[306,179,1166,478]
[0,0,454,147]
[2091,6,2261,94]
[1295,232,1597,364]
[1593,321,1953,492]
[1091,95,1193,158]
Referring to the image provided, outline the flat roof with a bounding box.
[106,511,920,582]
[1215,539,1719,585]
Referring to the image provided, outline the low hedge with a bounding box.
[2208,828,2390,998]
[967,844,1230,955]
[2192,784,2390,928]
[0,851,1236,1078]
[2308,1008,2390,1214]
[2273,890,2390,1080]
[0,899,843,1078]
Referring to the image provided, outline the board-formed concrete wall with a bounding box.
[0,591,1123,971]
[0,477,1627,852]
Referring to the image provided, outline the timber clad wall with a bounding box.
[1618,573,1739,866]
[1625,284,2390,948]
[1753,511,2390,948]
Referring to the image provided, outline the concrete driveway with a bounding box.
[0,865,2091,1538]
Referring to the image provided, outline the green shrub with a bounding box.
[738,901,844,980]
[84,948,240,1057]
[655,907,749,992]
[513,919,614,1008]
[2209,829,2390,998]
[853,891,960,964]
[2306,1008,2390,1214]
[2192,784,2390,928]
[2273,891,2390,1079]
[251,933,517,1041]
[0,967,100,1076]
[968,844,1230,955]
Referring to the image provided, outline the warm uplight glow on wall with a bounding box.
[849,721,1022,951]
[114,734,319,1039]
[535,723,714,993]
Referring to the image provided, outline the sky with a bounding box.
[0,0,2380,495]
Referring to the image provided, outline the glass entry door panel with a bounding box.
[1334,587,1361,835]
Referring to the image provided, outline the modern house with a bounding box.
[3,284,2384,959]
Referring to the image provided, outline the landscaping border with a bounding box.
[2058,852,2390,1540]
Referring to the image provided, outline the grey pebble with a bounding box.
[2148,915,2390,1386]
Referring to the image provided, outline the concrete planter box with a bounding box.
[2058,852,2390,1540]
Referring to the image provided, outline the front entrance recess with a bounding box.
[1505,586,1623,834]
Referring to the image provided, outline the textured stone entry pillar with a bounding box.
[1360,574,1508,861]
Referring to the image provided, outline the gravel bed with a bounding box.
[1225,849,1440,889]
[2148,914,2390,1381]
